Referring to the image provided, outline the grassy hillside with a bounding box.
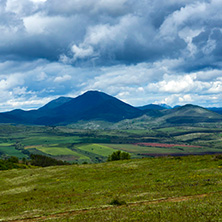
[0,155,222,221]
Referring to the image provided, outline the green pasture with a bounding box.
[0,143,14,147]
[61,193,222,222]
[21,136,81,146]
[173,133,215,142]
[76,144,117,157]
[104,143,222,155]
[0,155,222,221]
[104,143,184,154]
[0,146,27,158]
[26,146,89,160]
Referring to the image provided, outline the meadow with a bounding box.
[0,155,222,221]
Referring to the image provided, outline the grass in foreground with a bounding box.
[0,154,222,221]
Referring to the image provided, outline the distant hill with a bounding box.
[158,104,222,125]
[159,104,172,109]
[137,104,166,111]
[206,107,222,115]
[0,91,143,125]
[111,104,222,129]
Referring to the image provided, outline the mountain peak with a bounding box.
[80,90,114,100]
[83,90,102,95]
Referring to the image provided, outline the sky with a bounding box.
[0,0,222,111]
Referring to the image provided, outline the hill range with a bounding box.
[0,90,222,127]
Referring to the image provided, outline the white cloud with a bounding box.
[0,74,24,90]
[72,45,94,60]
[64,15,143,63]
[208,77,222,93]
[23,14,67,35]
[147,73,214,94]
[179,94,193,103]
[159,2,207,41]
[54,74,72,83]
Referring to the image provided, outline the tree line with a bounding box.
[0,154,70,170]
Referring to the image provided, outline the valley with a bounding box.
[1,124,222,164]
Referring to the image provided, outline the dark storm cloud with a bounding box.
[0,0,200,64]
[0,0,220,68]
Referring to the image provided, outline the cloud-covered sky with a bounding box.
[1,0,222,111]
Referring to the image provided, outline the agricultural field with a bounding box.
[0,124,222,163]
[0,155,222,221]
[0,143,27,159]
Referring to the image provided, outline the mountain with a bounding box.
[0,91,143,125]
[111,104,222,130]
[137,104,166,111]
[206,107,222,115]
[159,104,172,109]
[1,91,222,127]
[42,91,143,124]
[158,104,222,125]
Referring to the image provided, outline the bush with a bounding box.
[7,156,19,163]
[212,154,222,161]
[30,154,70,167]
[110,198,126,206]
[0,157,24,170]
[107,150,131,161]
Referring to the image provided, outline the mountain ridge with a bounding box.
[0,91,144,125]
[0,91,222,127]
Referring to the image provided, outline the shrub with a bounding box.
[212,154,222,161]
[30,154,70,167]
[7,156,19,163]
[107,150,131,161]
[110,198,126,206]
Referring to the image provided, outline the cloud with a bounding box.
[1,0,221,67]
[0,0,222,111]
[71,45,94,60]
[54,74,72,83]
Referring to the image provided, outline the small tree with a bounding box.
[107,150,131,161]
[120,151,131,160]
[7,156,19,163]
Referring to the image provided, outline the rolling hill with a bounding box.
[162,104,222,124]
[112,104,222,129]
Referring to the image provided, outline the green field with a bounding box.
[0,142,28,159]
[0,146,27,158]
[34,146,88,159]
[0,155,222,221]
[0,143,14,147]
[0,124,222,163]
[76,144,117,156]
[22,136,81,146]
